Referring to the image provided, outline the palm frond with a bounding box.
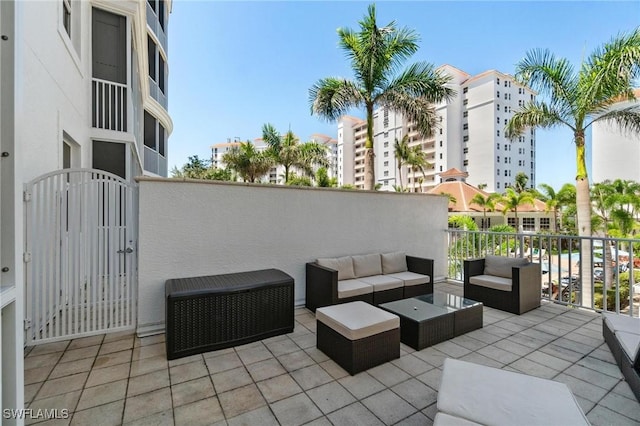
[309,78,364,121]
[505,101,571,138]
[590,105,640,135]
[380,62,454,103]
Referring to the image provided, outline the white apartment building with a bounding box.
[592,89,640,183]
[309,133,339,179]
[1,0,172,416]
[337,65,536,193]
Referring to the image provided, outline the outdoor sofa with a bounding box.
[602,312,640,401]
[305,252,433,311]
[463,255,541,314]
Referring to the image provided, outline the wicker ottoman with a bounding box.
[316,301,400,375]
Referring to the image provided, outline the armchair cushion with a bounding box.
[317,256,356,281]
[603,312,640,335]
[352,254,382,278]
[381,252,408,274]
[337,279,373,299]
[468,275,512,292]
[617,331,640,363]
[385,271,430,286]
[483,255,529,279]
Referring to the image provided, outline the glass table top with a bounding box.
[379,292,481,322]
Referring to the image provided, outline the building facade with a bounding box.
[337,65,536,193]
[1,0,172,418]
[592,89,640,183]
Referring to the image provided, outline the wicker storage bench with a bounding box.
[316,301,400,375]
[165,268,294,360]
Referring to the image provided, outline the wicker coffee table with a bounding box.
[379,292,482,350]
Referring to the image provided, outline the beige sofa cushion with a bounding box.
[438,358,590,426]
[316,301,399,340]
[317,256,356,281]
[468,275,512,292]
[352,254,382,278]
[484,255,529,279]
[337,279,372,299]
[386,271,430,286]
[358,274,404,291]
[381,252,408,274]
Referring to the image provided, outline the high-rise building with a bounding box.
[592,89,640,183]
[1,0,172,411]
[337,65,536,193]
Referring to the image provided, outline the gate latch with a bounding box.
[117,247,134,254]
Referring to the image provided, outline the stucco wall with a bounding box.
[137,178,449,335]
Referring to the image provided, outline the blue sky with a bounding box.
[168,0,640,190]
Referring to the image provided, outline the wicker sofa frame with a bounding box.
[305,255,434,312]
[603,316,640,401]
[316,321,400,375]
[165,269,294,360]
[463,258,541,315]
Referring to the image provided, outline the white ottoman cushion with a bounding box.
[433,412,481,426]
[604,312,640,335]
[617,331,640,362]
[316,301,399,341]
[358,274,404,291]
[337,279,372,299]
[438,358,589,426]
[385,271,430,286]
[468,274,512,292]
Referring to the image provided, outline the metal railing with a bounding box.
[446,229,639,317]
[92,78,127,132]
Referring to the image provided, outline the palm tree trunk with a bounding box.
[575,130,593,307]
[284,165,290,184]
[364,103,375,190]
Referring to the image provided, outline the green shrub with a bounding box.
[594,281,630,311]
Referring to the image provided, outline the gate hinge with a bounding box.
[23,252,31,263]
[24,318,31,330]
[23,190,32,202]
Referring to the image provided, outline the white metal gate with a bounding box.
[25,169,137,344]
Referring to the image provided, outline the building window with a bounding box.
[463,123,468,130]
[497,182,500,189]
[463,99,468,105]
[463,147,468,154]
[439,128,443,134]
[497,130,500,137]
[504,106,508,112]
[383,151,388,158]
[496,117,500,124]
[148,36,167,95]
[508,217,517,227]
[440,166,443,171]
[383,171,389,177]
[439,140,443,147]
[497,91,500,97]
[497,78,500,85]
[463,135,469,142]
[497,156,500,163]
[522,218,535,231]
[384,161,388,166]
[463,87,468,94]
[384,132,389,138]
[63,0,72,37]
[496,143,500,150]
[383,141,389,148]
[504,80,508,87]
[383,108,389,128]
[463,111,468,117]
[497,169,500,176]
[540,218,550,230]
[148,36,156,80]
[497,104,500,111]
[439,153,443,159]
[504,93,508,99]
[463,159,469,166]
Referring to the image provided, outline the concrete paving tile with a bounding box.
[131,342,166,361]
[589,347,616,364]
[525,350,573,372]
[290,364,333,390]
[25,352,64,370]
[432,340,471,358]
[264,338,300,357]
[422,402,438,422]
[586,404,640,426]
[291,333,316,350]
[412,348,447,368]
[338,372,386,400]
[506,333,548,350]
[123,387,172,423]
[256,373,302,403]
[327,402,384,426]
[554,336,598,354]
[93,349,132,369]
[304,417,332,426]
[236,345,273,365]
[130,355,168,377]
[492,338,535,356]
[49,358,95,379]
[127,368,170,397]
[509,358,557,380]
[245,358,286,382]
[205,352,243,374]
[538,342,584,363]
[171,376,215,407]
[174,396,224,426]
[25,365,55,385]
[211,366,253,393]
[577,356,623,379]
[450,334,487,351]
[319,359,349,380]
[574,396,596,416]
[37,373,89,399]
[270,393,322,426]
[391,378,437,410]
[169,359,208,384]
[76,379,128,411]
[611,380,637,400]
[86,363,130,387]
[134,334,165,347]
[362,389,417,425]
[416,368,442,392]
[368,362,411,388]
[277,350,316,372]
[463,329,503,345]
[564,364,620,390]
[307,381,356,414]
[168,354,203,367]
[459,351,504,368]
[476,345,521,365]
[67,335,104,350]
[553,373,610,403]
[29,390,81,417]
[225,406,278,426]
[304,347,331,363]
[71,399,124,426]
[123,409,173,426]
[598,391,640,421]
[217,384,266,419]
[25,382,43,404]
[59,345,100,363]
[397,411,430,425]
[28,341,70,357]
[99,338,134,356]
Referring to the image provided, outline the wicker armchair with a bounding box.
[463,256,541,315]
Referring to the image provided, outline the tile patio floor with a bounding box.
[24,282,640,426]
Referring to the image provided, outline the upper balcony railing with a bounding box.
[92,78,127,132]
[446,229,639,317]
[146,1,168,54]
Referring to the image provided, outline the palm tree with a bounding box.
[309,4,453,190]
[470,193,500,230]
[406,145,432,192]
[500,187,535,231]
[222,141,273,183]
[537,183,575,233]
[505,29,640,305]
[393,135,411,190]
